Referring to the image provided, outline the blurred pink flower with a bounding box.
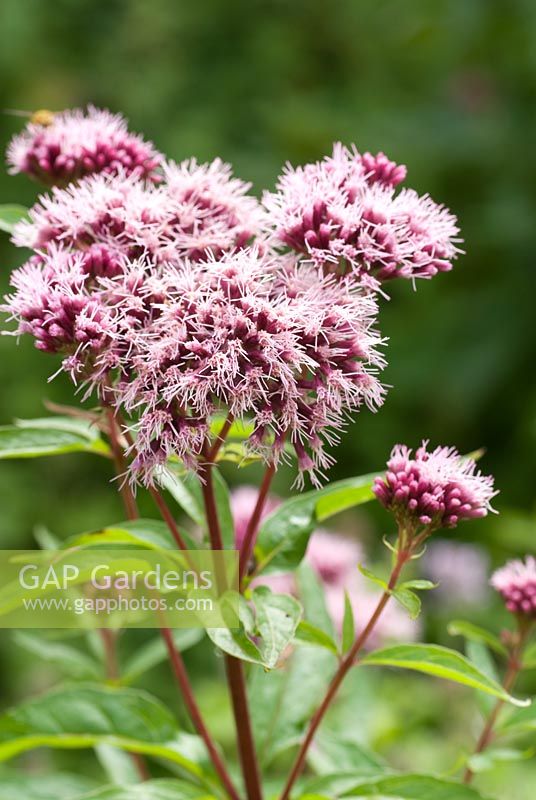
[491,556,536,619]
[7,106,162,186]
[373,442,496,530]
[423,539,490,606]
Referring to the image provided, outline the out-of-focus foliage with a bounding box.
[0,2,535,796]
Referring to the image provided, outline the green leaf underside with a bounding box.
[448,620,508,656]
[0,425,110,459]
[207,588,301,668]
[0,685,205,781]
[0,204,30,233]
[255,473,377,575]
[360,644,529,706]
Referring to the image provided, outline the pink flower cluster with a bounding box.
[13,161,262,265]
[491,557,536,619]
[263,143,461,288]
[373,442,496,530]
[2,106,467,487]
[7,106,162,186]
[116,250,385,484]
[231,487,419,647]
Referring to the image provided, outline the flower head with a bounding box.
[115,250,385,486]
[13,158,262,265]
[491,557,536,619]
[2,246,116,378]
[6,106,162,186]
[263,143,461,288]
[373,442,496,531]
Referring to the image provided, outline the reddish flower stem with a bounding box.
[161,626,242,800]
[239,463,276,585]
[105,407,138,521]
[199,451,263,800]
[279,547,410,800]
[106,413,241,800]
[463,624,531,784]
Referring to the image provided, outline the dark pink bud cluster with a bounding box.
[491,557,536,618]
[2,248,115,376]
[263,143,461,288]
[7,106,162,186]
[361,151,407,187]
[373,442,496,530]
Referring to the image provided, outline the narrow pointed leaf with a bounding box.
[342,591,355,653]
[360,644,530,706]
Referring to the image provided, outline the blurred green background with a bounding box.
[0,1,535,796]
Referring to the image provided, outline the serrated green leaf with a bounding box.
[255,474,377,575]
[0,424,110,459]
[207,588,301,668]
[253,585,302,668]
[0,204,30,233]
[360,644,529,706]
[448,620,508,657]
[295,621,338,654]
[342,591,355,653]
[0,685,207,782]
[465,640,500,716]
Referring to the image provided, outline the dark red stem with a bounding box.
[239,463,276,584]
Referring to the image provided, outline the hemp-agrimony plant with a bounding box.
[0,106,533,800]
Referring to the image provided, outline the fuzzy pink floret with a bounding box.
[6,106,162,186]
[373,442,496,529]
[263,142,461,287]
[114,249,386,485]
[13,159,263,264]
[491,557,536,618]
